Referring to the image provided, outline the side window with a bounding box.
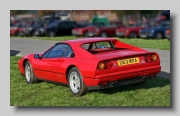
[45,44,68,58]
[63,47,74,57]
[81,43,90,50]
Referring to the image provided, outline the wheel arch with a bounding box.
[65,64,78,82]
[155,31,164,38]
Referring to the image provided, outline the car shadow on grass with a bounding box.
[10,50,20,56]
[158,71,170,79]
[89,77,170,95]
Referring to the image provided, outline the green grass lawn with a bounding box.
[10,56,170,106]
[10,36,170,50]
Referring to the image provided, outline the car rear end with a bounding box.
[84,50,161,90]
[165,29,170,40]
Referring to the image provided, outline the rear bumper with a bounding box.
[87,76,155,90]
[84,65,161,90]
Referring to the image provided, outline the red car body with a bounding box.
[18,38,161,96]
[10,23,28,36]
[116,21,151,38]
[72,26,98,37]
[88,22,124,37]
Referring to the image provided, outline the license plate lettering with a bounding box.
[117,57,139,66]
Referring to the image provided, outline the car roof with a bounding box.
[60,38,117,45]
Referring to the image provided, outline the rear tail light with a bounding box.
[97,62,105,70]
[105,61,112,69]
[97,61,112,70]
[151,54,158,61]
[145,54,159,63]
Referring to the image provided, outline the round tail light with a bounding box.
[97,62,105,70]
[145,54,159,63]
[151,54,158,62]
[145,54,152,63]
[105,61,112,69]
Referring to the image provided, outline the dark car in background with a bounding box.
[72,23,105,37]
[140,20,170,39]
[87,21,124,37]
[116,21,151,38]
[45,20,86,37]
[27,21,46,36]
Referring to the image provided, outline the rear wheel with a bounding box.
[100,32,107,37]
[68,67,88,96]
[24,61,38,84]
[48,31,55,37]
[156,32,163,39]
[129,32,137,38]
[84,31,89,37]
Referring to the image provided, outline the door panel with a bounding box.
[33,58,63,81]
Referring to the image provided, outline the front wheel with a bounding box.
[24,61,38,84]
[155,32,163,39]
[68,67,88,96]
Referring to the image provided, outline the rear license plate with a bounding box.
[117,57,140,66]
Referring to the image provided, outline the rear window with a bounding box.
[80,41,117,54]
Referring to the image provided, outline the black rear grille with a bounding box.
[100,76,155,89]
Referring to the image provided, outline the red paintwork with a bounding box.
[72,26,97,36]
[10,24,27,36]
[18,38,161,89]
[88,22,124,37]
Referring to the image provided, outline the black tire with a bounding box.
[100,32,107,37]
[84,31,89,37]
[155,32,163,39]
[48,31,55,37]
[24,61,38,84]
[68,67,88,96]
[15,32,20,36]
[32,31,37,37]
[129,32,137,38]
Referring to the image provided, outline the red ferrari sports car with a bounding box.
[18,38,161,96]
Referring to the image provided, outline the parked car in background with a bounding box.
[72,23,105,37]
[165,29,170,41]
[27,21,46,37]
[45,20,86,37]
[88,21,124,37]
[17,38,161,96]
[10,23,29,36]
[116,21,151,38]
[140,20,170,39]
[150,16,166,26]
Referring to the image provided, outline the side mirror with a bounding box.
[34,54,41,59]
